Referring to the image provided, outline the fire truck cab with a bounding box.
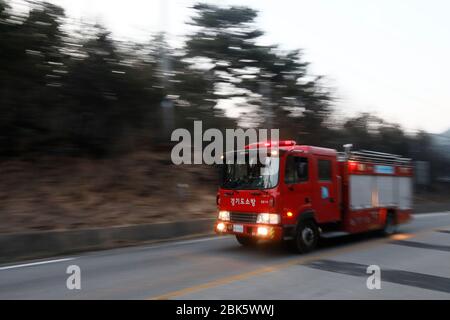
[215,141,413,253]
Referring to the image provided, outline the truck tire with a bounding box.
[289,220,319,253]
[235,235,257,246]
[382,212,398,236]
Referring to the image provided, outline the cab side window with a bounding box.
[318,159,332,181]
[285,156,309,184]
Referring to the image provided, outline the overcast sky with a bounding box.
[42,0,450,133]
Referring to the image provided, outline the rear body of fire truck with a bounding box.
[338,149,413,235]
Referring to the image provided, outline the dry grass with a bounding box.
[0,151,217,234]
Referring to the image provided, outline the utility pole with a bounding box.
[159,0,174,141]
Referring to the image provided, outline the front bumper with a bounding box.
[214,221,283,241]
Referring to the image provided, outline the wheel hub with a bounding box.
[302,227,314,246]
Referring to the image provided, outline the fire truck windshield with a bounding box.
[221,153,279,190]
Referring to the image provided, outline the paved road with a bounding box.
[1,212,450,300]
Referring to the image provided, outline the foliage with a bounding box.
[0,0,444,180]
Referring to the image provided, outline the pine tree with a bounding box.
[184,3,332,137]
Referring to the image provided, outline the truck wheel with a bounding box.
[290,220,319,253]
[235,235,257,246]
[382,212,398,236]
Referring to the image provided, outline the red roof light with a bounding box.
[348,160,359,172]
[278,140,297,147]
[245,140,297,149]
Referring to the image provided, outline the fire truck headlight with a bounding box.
[217,222,226,232]
[256,213,280,225]
[218,211,230,221]
[257,226,269,237]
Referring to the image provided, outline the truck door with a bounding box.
[282,154,312,216]
[314,156,340,223]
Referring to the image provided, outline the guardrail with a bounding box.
[0,218,215,264]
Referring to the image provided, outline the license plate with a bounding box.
[233,224,244,233]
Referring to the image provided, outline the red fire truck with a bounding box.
[215,141,413,253]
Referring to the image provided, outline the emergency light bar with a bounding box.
[245,140,297,149]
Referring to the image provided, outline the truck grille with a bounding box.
[230,212,258,224]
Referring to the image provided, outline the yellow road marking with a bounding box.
[149,226,450,300]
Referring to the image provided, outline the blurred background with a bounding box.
[1,0,449,233]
